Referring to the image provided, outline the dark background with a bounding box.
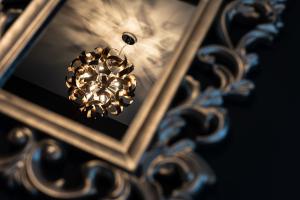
[1,0,300,199]
[198,0,300,199]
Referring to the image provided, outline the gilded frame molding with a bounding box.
[0,0,223,171]
[0,0,62,82]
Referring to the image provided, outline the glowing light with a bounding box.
[66,47,136,118]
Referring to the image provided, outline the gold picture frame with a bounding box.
[0,0,62,80]
[0,0,223,171]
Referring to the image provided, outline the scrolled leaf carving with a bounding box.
[27,140,135,199]
[0,128,137,199]
[142,140,215,200]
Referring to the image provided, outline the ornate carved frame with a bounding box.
[0,0,286,199]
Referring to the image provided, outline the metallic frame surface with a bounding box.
[0,0,223,171]
[0,0,62,82]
